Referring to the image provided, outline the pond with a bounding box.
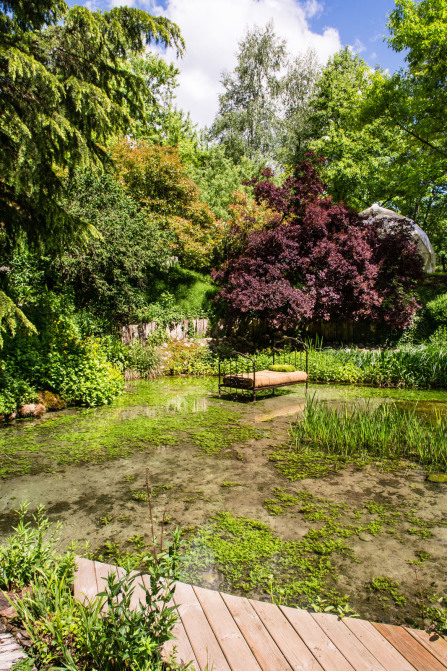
[1,378,446,627]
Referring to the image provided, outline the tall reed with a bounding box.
[292,396,447,471]
[308,343,447,388]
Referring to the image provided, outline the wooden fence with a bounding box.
[121,319,209,345]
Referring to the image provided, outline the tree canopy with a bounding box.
[112,139,225,271]
[209,22,320,166]
[212,158,423,331]
[0,0,184,248]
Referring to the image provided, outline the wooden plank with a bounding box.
[250,599,324,670]
[280,606,355,671]
[406,628,447,668]
[343,618,417,671]
[73,556,98,603]
[311,612,387,671]
[173,582,231,671]
[221,592,292,671]
[373,623,447,671]
[141,577,199,670]
[194,586,262,671]
[163,616,199,671]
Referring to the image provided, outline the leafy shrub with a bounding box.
[125,340,161,377]
[1,293,124,408]
[0,362,37,415]
[43,336,124,406]
[426,292,447,326]
[3,505,183,670]
[430,326,447,346]
[0,503,74,591]
[162,340,216,376]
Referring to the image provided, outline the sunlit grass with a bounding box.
[291,396,447,472]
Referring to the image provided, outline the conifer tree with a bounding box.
[0,0,184,248]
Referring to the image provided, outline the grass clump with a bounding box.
[314,344,447,388]
[282,396,447,476]
[0,503,74,591]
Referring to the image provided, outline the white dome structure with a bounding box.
[359,203,436,273]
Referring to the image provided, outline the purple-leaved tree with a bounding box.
[212,157,423,330]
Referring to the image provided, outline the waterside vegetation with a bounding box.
[1,504,183,670]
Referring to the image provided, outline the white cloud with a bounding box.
[113,0,342,127]
[348,38,366,55]
[303,0,323,18]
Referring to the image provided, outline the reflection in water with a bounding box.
[119,394,210,420]
[165,395,209,414]
[254,400,306,423]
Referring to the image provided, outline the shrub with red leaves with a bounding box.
[212,157,423,330]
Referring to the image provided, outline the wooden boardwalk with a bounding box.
[75,558,447,671]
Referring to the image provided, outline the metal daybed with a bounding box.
[218,337,308,402]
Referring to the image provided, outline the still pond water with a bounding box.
[1,378,446,625]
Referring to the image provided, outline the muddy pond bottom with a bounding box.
[1,378,447,627]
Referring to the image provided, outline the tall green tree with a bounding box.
[304,44,447,254]
[0,0,184,249]
[112,139,225,271]
[209,21,320,166]
[126,54,196,147]
[306,49,403,208]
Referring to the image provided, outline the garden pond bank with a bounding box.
[1,378,446,627]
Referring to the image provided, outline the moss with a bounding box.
[0,380,259,478]
[368,576,407,607]
[179,511,351,610]
[428,473,447,483]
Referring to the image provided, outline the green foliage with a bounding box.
[0,361,37,415]
[112,139,225,271]
[0,290,36,348]
[137,268,217,319]
[184,144,258,220]
[426,293,447,327]
[0,503,75,591]
[180,511,350,610]
[1,293,124,409]
[427,596,447,636]
[126,53,196,147]
[209,21,320,166]
[58,169,172,323]
[7,511,182,670]
[0,0,184,248]
[306,48,401,209]
[303,40,447,253]
[162,340,216,376]
[125,341,161,378]
[289,396,447,473]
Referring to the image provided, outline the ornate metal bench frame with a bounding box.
[218,336,308,402]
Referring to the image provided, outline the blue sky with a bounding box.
[307,0,405,72]
[70,0,406,127]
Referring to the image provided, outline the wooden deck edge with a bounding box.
[73,558,447,671]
